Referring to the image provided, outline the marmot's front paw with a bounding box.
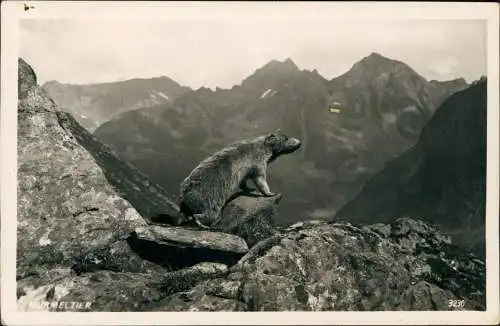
[264,192,280,197]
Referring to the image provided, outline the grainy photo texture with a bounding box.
[3,2,498,323]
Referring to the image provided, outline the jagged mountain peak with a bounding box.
[366,51,390,60]
[329,52,430,95]
[430,77,468,86]
[359,52,405,66]
[196,86,213,92]
[349,52,414,75]
[240,57,309,93]
[283,57,298,66]
[254,57,300,75]
[450,77,467,84]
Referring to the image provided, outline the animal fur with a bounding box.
[176,130,301,229]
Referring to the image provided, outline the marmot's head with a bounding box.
[264,129,301,156]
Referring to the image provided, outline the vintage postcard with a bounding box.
[1,1,499,325]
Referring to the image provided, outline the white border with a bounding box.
[1,1,499,325]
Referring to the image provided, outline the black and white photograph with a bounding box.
[1,1,499,325]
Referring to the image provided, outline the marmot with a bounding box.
[176,130,301,229]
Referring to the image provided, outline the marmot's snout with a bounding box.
[289,137,301,149]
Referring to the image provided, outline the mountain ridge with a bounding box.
[91,52,470,226]
[43,53,470,134]
[42,76,192,132]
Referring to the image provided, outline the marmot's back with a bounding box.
[181,141,256,192]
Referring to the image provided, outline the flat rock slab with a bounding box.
[134,225,249,254]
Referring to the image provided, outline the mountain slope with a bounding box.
[93,53,468,224]
[43,77,192,132]
[335,80,487,257]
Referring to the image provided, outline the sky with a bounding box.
[19,18,487,89]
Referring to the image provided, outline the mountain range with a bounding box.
[44,52,470,227]
[43,77,191,131]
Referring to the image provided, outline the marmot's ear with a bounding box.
[265,133,277,145]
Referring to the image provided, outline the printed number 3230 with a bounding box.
[448,300,465,308]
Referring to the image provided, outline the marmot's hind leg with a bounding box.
[180,189,222,230]
[193,205,222,230]
[192,214,211,229]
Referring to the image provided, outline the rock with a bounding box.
[362,223,391,238]
[55,111,179,221]
[215,192,281,247]
[387,218,485,309]
[134,225,249,254]
[234,233,285,269]
[128,224,248,270]
[16,58,181,309]
[151,279,244,311]
[400,281,460,311]
[71,239,168,275]
[154,219,485,311]
[151,262,228,297]
[18,262,229,312]
[391,217,437,237]
[18,271,164,312]
[18,58,37,100]
[17,83,147,277]
[389,217,452,252]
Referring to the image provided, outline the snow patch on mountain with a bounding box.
[157,92,170,101]
[260,89,277,99]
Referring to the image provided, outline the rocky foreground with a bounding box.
[16,58,485,311]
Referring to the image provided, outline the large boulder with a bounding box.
[18,61,144,280]
[215,192,282,247]
[16,58,178,307]
[150,219,485,311]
